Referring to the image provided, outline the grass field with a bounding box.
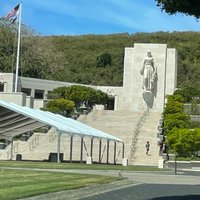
[0,160,167,171]
[0,161,169,200]
[0,168,119,200]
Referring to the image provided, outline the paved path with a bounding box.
[16,168,200,200]
[82,184,200,200]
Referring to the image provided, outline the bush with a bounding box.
[167,128,200,157]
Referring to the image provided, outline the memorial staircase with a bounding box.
[82,109,161,166]
[0,109,161,166]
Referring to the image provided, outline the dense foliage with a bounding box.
[174,86,200,103]
[46,32,200,87]
[167,128,200,156]
[44,98,75,117]
[163,95,190,134]
[156,0,200,18]
[164,95,184,114]
[0,19,64,79]
[47,85,108,108]
[163,94,200,157]
[1,20,200,90]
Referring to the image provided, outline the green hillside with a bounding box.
[45,32,200,86]
[0,23,200,88]
[37,32,200,88]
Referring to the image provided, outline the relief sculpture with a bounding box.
[140,50,157,92]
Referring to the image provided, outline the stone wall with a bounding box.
[190,115,200,122]
[0,92,26,106]
[184,104,200,115]
[165,160,200,170]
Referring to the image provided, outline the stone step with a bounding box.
[86,110,162,166]
[0,110,162,166]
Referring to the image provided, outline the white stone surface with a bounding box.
[0,92,26,106]
[158,158,164,168]
[165,48,177,95]
[0,73,15,92]
[122,158,128,166]
[118,43,177,113]
[86,156,93,164]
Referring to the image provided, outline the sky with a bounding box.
[0,0,200,36]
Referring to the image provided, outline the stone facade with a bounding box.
[117,43,177,112]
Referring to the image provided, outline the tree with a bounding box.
[164,95,184,114]
[0,23,17,72]
[44,98,75,117]
[96,52,112,67]
[163,94,190,134]
[0,19,64,79]
[167,129,200,156]
[164,113,190,134]
[156,0,200,18]
[174,85,200,103]
[48,85,109,108]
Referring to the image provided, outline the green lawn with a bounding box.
[0,161,170,200]
[0,160,168,171]
[0,169,119,200]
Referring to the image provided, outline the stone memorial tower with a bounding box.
[117,43,177,112]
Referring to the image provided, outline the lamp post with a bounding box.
[174,153,177,175]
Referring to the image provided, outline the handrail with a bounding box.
[100,145,106,162]
[29,134,40,151]
[83,141,89,157]
[6,142,19,160]
[78,109,107,123]
[48,128,57,142]
[77,113,88,123]
[115,149,121,163]
[129,108,149,162]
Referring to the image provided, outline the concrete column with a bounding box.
[122,143,125,159]
[44,90,48,100]
[4,82,8,92]
[113,142,116,165]
[57,131,61,163]
[31,89,35,98]
[70,136,73,163]
[114,95,118,111]
[80,137,83,163]
[10,139,14,160]
[90,138,93,157]
[107,140,110,164]
[99,139,102,163]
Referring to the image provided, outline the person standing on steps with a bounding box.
[145,141,150,155]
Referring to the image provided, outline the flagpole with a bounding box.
[14,3,22,92]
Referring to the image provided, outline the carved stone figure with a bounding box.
[140,50,157,92]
